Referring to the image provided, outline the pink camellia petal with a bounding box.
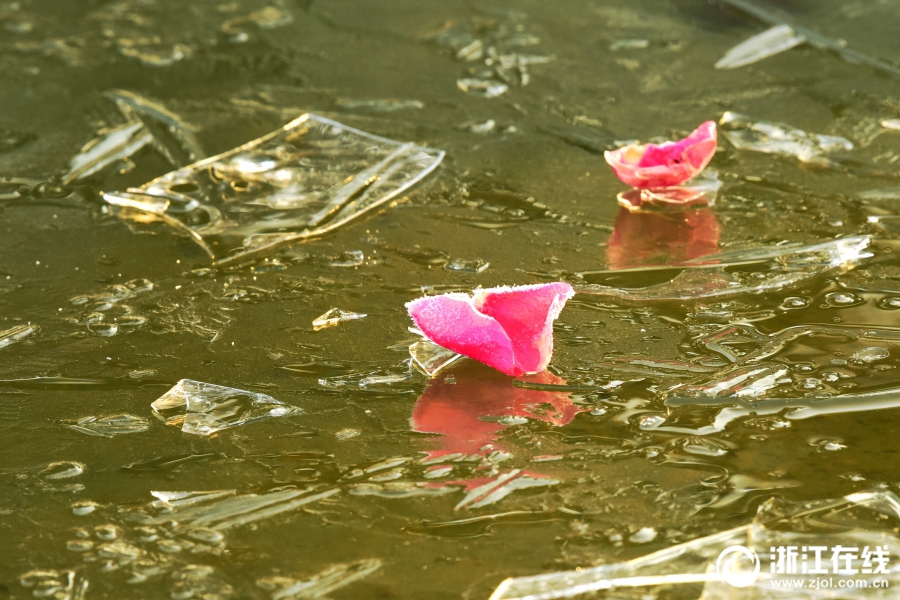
[604,121,717,189]
[406,282,574,376]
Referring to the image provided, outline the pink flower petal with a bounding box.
[604,121,717,188]
[406,282,574,376]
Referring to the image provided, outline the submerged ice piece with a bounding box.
[720,111,853,164]
[577,235,871,301]
[257,559,382,600]
[103,114,445,265]
[63,413,149,437]
[490,489,900,599]
[151,379,303,436]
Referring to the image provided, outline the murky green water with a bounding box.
[4,0,900,598]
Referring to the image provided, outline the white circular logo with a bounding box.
[716,545,760,588]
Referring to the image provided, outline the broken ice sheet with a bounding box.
[102,114,444,265]
[63,121,153,184]
[490,489,900,600]
[151,379,302,436]
[720,111,853,164]
[715,24,806,69]
[409,338,463,377]
[312,308,367,331]
[257,559,382,600]
[577,235,871,301]
[63,413,149,438]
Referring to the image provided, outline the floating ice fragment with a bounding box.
[335,99,424,112]
[455,469,559,510]
[716,24,806,69]
[103,114,444,264]
[257,559,381,600]
[63,413,149,438]
[851,346,890,363]
[312,308,367,331]
[882,119,900,131]
[0,323,36,349]
[720,111,853,164]
[578,235,871,301]
[445,258,490,273]
[63,122,153,184]
[329,250,364,268]
[40,461,85,480]
[490,489,900,600]
[140,487,339,530]
[409,338,464,377]
[651,386,900,436]
[627,527,657,544]
[604,122,717,189]
[407,282,575,376]
[221,6,293,41]
[609,39,649,51]
[106,90,205,167]
[457,78,509,98]
[151,379,302,436]
[19,569,88,600]
[335,428,360,442]
[118,40,193,68]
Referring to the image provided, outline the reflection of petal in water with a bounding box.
[607,208,721,269]
[411,369,583,454]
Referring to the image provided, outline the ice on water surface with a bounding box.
[409,338,464,377]
[63,414,149,438]
[0,323,37,349]
[720,111,854,164]
[103,114,445,264]
[151,379,303,436]
[715,24,806,70]
[312,308,367,331]
[577,236,871,301]
[490,489,900,599]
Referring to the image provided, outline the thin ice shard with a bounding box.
[649,386,900,436]
[0,323,37,349]
[490,489,900,600]
[102,114,444,264]
[257,559,382,600]
[151,379,303,436]
[63,122,153,184]
[720,111,853,164]
[63,413,149,438]
[409,339,463,377]
[105,90,205,167]
[577,236,871,301]
[715,24,805,69]
[140,486,339,530]
[455,470,559,510]
[312,308,367,331]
